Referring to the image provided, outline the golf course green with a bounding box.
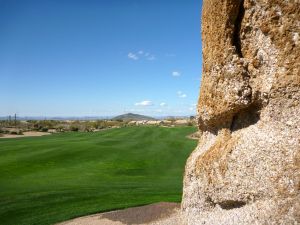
[0,126,197,225]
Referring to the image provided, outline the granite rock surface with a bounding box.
[182,0,300,224]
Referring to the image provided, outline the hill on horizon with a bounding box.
[112,113,156,121]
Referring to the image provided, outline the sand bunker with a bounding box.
[57,202,181,225]
[0,131,51,139]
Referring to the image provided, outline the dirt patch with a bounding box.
[0,131,51,139]
[186,131,201,140]
[57,202,181,225]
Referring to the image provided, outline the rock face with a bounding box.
[182,0,300,224]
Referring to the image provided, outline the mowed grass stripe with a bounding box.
[0,126,197,225]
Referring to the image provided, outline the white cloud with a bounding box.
[177,91,187,98]
[134,100,153,106]
[172,71,181,77]
[128,52,139,60]
[128,51,156,61]
[160,102,167,107]
[147,55,156,61]
[189,103,197,111]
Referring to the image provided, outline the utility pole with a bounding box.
[14,113,17,127]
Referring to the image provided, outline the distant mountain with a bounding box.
[0,114,195,121]
[112,113,156,121]
[0,116,111,121]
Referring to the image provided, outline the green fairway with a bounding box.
[0,126,197,225]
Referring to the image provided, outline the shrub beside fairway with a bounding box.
[0,126,197,225]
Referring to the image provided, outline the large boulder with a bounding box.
[182,0,300,224]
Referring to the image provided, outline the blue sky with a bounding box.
[0,0,203,117]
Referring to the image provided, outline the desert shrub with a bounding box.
[166,117,176,123]
[106,121,121,127]
[187,122,193,126]
[56,126,65,132]
[84,126,93,132]
[70,126,79,132]
[91,120,110,129]
[33,123,43,131]
[40,127,48,132]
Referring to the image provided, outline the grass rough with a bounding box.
[0,126,197,225]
